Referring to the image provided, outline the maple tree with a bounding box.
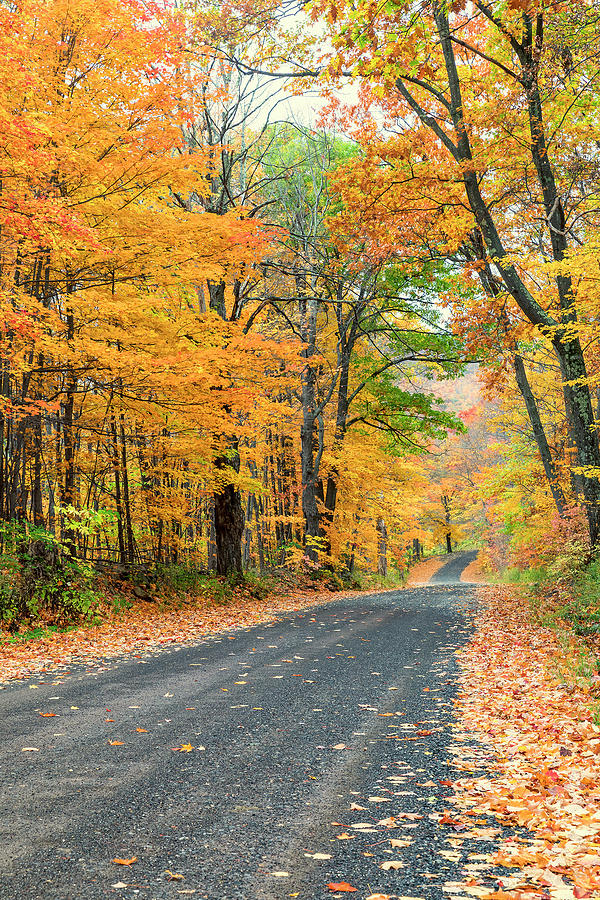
[307,0,600,558]
[0,0,293,615]
[0,0,481,630]
[248,125,463,566]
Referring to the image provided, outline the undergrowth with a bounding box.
[501,553,600,716]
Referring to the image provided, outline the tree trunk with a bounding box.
[110,414,126,566]
[214,482,244,576]
[513,353,567,516]
[213,438,244,576]
[377,516,388,576]
[208,277,246,576]
[299,296,325,563]
[442,494,452,554]
[61,313,77,555]
[32,413,43,527]
[422,5,600,544]
[119,413,135,565]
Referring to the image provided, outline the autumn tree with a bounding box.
[249,125,463,564]
[0,0,273,577]
[309,0,600,547]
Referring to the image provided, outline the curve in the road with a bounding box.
[427,549,479,585]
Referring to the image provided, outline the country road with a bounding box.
[0,552,486,900]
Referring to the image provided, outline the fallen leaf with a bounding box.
[311,853,332,860]
[111,882,128,889]
[332,743,348,750]
[165,870,184,880]
[366,895,391,900]
[380,860,404,870]
[135,728,148,733]
[336,833,355,840]
[270,871,290,877]
[327,883,357,893]
[113,857,137,866]
[39,712,57,717]
[439,812,462,826]
[172,744,194,752]
[21,747,40,752]
[108,740,124,746]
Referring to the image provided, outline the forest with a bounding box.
[1,0,599,630]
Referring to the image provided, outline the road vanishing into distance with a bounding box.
[0,552,488,900]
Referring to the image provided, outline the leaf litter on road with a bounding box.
[0,584,377,683]
[444,586,600,899]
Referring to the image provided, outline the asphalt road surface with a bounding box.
[0,552,488,900]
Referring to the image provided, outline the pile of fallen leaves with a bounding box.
[0,582,367,684]
[450,585,600,899]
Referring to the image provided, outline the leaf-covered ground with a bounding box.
[0,583,371,684]
[4,569,598,899]
[445,586,600,900]
[0,558,449,686]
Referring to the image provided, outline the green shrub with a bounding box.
[0,524,99,627]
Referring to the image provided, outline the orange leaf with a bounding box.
[164,870,184,880]
[172,743,193,752]
[135,728,148,733]
[39,712,57,717]
[327,883,358,893]
[108,740,124,746]
[439,812,462,825]
[113,857,137,866]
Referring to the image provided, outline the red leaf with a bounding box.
[327,883,358,893]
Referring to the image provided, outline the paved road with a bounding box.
[0,552,485,900]
[429,550,478,585]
